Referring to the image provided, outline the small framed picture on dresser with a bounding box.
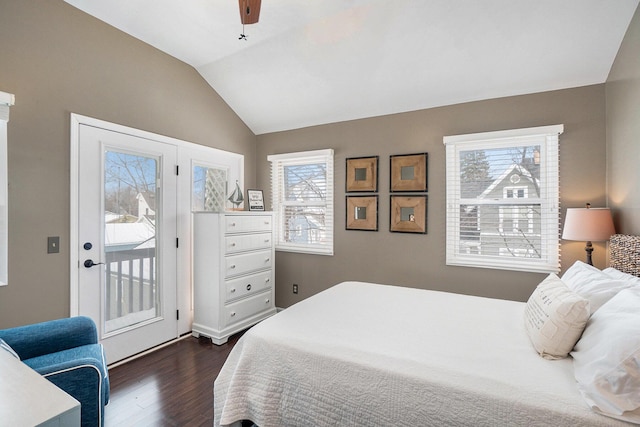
[247,189,265,211]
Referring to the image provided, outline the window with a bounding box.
[268,149,334,255]
[444,125,563,273]
[0,91,14,286]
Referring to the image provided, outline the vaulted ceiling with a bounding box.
[64,0,639,135]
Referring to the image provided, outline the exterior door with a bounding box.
[77,124,178,363]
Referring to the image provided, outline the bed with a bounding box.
[214,234,640,426]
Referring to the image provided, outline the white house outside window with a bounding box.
[268,149,334,255]
[444,125,563,273]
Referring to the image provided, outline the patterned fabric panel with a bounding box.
[610,234,640,278]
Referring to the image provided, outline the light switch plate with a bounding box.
[48,236,60,254]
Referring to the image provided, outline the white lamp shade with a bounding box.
[562,208,615,242]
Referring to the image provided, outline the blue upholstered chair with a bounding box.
[0,316,110,427]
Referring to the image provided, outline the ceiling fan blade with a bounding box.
[239,0,261,25]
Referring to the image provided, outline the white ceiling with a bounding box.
[64,0,638,135]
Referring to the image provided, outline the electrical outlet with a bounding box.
[292,284,298,294]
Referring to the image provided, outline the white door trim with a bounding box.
[70,113,244,336]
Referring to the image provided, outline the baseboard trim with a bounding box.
[107,332,192,369]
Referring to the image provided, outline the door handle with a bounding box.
[84,259,104,268]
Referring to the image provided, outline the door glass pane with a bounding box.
[104,151,159,334]
[192,165,227,212]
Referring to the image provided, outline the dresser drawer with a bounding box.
[223,290,273,328]
[225,270,272,302]
[225,250,272,277]
[225,232,272,254]
[225,215,272,234]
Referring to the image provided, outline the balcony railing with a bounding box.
[105,247,156,323]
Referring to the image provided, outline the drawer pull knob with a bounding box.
[265,258,270,262]
[230,222,236,227]
[265,299,270,303]
[264,221,270,224]
[265,278,270,283]
[246,284,252,291]
[230,312,236,317]
[230,242,236,247]
[264,239,270,243]
[230,265,236,269]
[231,288,236,293]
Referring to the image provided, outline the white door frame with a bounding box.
[70,113,244,337]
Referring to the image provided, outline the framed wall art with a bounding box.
[346,195,378,231]
[390,195,427,234]
[390,153,428,192]
[247,189,265,211]
[346,156,378,192]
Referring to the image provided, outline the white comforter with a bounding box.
[214,281,631,426]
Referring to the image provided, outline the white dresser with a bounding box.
[192,211,276,345]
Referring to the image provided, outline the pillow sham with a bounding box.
[561,261,631,314]
[571,288,640,423]
[603,267,640,287]
[523,274,589,359]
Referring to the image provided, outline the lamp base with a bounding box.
[584,241,594,266]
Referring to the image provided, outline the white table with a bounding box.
[0,348,80,426]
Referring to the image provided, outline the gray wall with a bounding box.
[607,4,640,234]
[257,85,609,308]
[0,1,256,328]
[0,0,631,327]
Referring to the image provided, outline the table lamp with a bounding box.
[562,203,616,265]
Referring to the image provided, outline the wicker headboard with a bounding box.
[609,234,640,277]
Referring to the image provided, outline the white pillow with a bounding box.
[571,288,640,423]
[523,274,589,360]
[561,261,631,314]
[0,338,19,359]
[603,267,640,287]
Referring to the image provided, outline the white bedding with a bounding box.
[214,281,632,426]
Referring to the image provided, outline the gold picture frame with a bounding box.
[346,195,378,231]
[346,156,378,192]
[390,195,427,234]
[390,153,428,192]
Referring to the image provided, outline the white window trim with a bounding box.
[268,149,334,256]
[444,124,563,273]
[0,91,14,287]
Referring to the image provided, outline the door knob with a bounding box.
[84,259,104,268]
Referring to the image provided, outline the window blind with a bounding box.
[268,149,334,255]
[444,125,563,273]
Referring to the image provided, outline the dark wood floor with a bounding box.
[104,333,242,427]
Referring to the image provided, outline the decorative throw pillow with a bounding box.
[0,338,20,359]
[561,261,631,314]
[523,274,590,359]
[571,288,640,423]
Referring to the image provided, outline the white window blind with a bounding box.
[444,125,563,273]
[268,149,334,255]
[0,91,15,286]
